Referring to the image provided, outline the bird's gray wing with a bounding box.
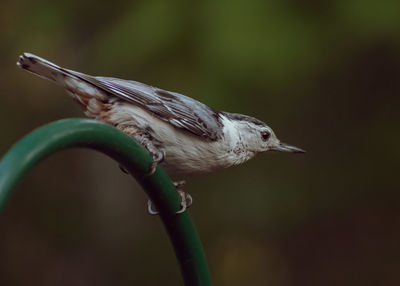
[69,72,224,141]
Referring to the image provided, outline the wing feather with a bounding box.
[68,71,224,141]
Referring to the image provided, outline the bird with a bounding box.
[17,52,305,214]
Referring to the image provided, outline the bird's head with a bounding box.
[227,113,305,154]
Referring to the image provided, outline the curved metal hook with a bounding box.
[0,118,212,286]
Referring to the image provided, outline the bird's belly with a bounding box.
[159,138,234,178]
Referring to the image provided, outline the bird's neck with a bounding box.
[221,116,257,165]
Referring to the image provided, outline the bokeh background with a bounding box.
[1,0,399,285]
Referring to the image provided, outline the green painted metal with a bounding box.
[0,118,212,286]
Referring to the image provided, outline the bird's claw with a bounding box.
[145,150,165,176]
[147,200,159,215]
[147,190,193,215]
[120,151,164,176]
[176,191,193,214]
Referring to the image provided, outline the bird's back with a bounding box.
[18,53,224,142]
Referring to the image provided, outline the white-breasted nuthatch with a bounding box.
[17,53,305,213]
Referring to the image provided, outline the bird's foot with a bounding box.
[176,190,193,214]
[148,190,193,215]
[146,149,165,176]
[118,149,163,176]
[135,135,165,176]
[119,131,165,176]
[119,150,164,177]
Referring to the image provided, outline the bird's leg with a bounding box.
[137,136,165,176]
[117,125,164,176]
[118,140,163,175]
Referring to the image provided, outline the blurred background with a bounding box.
[1,0,399,285]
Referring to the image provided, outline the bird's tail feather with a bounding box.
[17,53,81,88]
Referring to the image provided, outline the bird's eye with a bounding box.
[261,131,271,141]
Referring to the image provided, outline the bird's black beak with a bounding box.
[272,142,306,153]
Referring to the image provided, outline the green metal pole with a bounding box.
[0,118,212,286]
